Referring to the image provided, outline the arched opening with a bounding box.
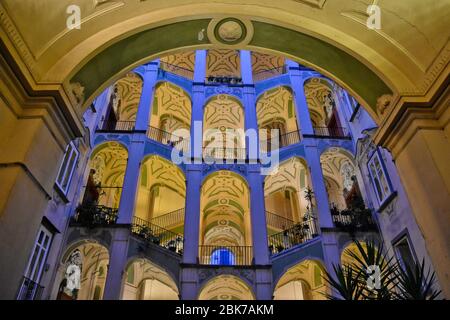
[198,275,255,300]
[274,260,328,300]
[199,171,252,265]
[122,259,179,300]
[99,73,143,131]
[264,158,319,254]
[57,242,109,300]
[148,81,191,151]
[304,78,348,138]
[257,86,300,151]
[75,142,128,224]
[320,148,364,211]
[134,155,186,239]
[203,95,245,160]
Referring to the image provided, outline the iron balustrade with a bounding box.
[150,208,185,230]
[16,276,44,300]
[73,204,119,226]
[265,211,295,231]
[311,126,350,139]
[205,76,243,85]
[253,65,287,82]
[203,147,246,160]
[260,130,301,153]
[131,217,184,255]
[99,120,135,132]
[147,126,189,151]
[198,245,253,266]
[268,216,319,255]
[331,208,377,232]
[160,61,194,80]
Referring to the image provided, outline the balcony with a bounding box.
[72,204,118,227]
[131,217,184,255]
[266,211,295,231]
[260,130,301,153]
[150,208,185,230]
[199,245,253,266]
[16,276,44,300]
[203,147,247,161]
[305,126,350,139]
[268,216,319,255]
[147,126,189,151]
[97,120,135,132]
[253,65,287,83]
[159,61,194,80]
[331,206,378,233]
[205,76,243,85]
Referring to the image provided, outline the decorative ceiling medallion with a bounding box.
[207,18,254,47]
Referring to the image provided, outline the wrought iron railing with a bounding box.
[205,76,243,85]
[331,207,377,232]
[98,120,135,132]
[150,208,185,230]
[311,126,350,139]
[260,130,301,153]
[203,147,246,160]
[268,216,319,255]
[147,126,189,151]
[16,276,44,300]
[160,61,194,80]
[266,211,295,231]
[72,204,118,227]
[131,217,184,255]
[198,245,253,266]
[253,65,287,82]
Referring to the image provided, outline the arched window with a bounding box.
[211,248,235,266]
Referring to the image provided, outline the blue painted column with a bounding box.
[240,50,259,160]
[248,165,270,266]
[116,133,146,224]
[287,59,314,136]
[103,228,130,300]
[134,61,159,131]
[304,143,334,228]
[190,50,207,161]
[182,165,203,264]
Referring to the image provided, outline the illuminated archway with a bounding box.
[122,259,179,300]
[198,275,255,300]
[134,155,186,232]
[57,242,109,300]
[81,142,128,210]
[274,259,328,300]
[199,171,252,265]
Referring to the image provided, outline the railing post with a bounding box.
[135,62,159,131]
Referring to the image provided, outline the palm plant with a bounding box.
[322,239,442,300]
[393,259,442,300]
[323,264,364,300]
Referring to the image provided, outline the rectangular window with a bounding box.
[393,236,416,271]
[55,142,79,195]
[17,225,53,300]
[367,149,393,205]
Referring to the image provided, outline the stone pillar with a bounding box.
[240,50,253,85]
[190,50,207,161]
[304,142,334,228]
[321,231,342,299]
[116,134,146,224]
[287,59,314,135]
[248,165,270,265]
[180,268,199,300]
[182,165,202,264]
[103,228,130,300]
[134,62,159,131]
[255,269,273,300]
